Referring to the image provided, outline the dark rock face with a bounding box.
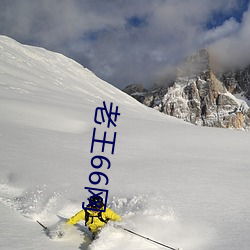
[218,66,250,99]
[123,49,250,130]
[122,84,147,103]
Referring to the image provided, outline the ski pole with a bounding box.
[122,227,180,250]
[37,220,48,231]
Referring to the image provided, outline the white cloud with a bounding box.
[209,5,250,68]
[200,18,240,45]
[0,0,249,88]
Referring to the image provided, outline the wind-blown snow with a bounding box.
[0,36,250,250]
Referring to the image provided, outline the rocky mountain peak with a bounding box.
[177,49,210,78]
[123,49,250,130]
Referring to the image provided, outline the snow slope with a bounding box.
[0,36,250,250]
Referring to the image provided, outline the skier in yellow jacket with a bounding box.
[67,196,121,238]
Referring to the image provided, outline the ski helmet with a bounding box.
[89,196,104,208]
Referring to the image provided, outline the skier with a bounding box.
[66,196,122,239]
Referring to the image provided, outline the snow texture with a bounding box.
[0,36,250,250]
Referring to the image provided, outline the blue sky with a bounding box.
[205,0,249,28]
[0,0,249,89]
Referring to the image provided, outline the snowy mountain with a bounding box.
[124,49,250,130]
[0,36,250,250]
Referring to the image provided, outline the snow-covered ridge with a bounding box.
[0,35,156,133]
[0,35,141,105]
